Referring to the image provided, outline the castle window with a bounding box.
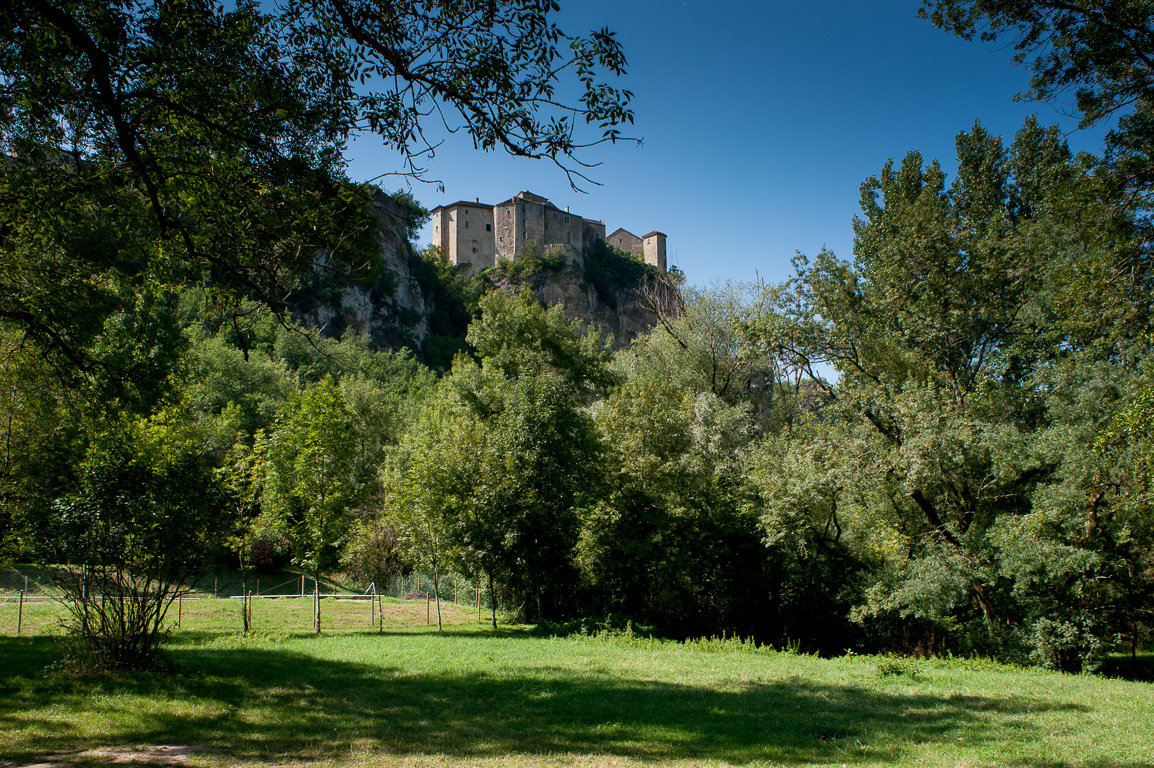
[465,220,469,229]
[472,247,477,254]
[486,223,491,231]
[565,216,570,223]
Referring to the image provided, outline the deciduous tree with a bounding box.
[265,376,356,631]
[0,0,635,379]
[753,118,1151,667]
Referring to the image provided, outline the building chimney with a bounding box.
[475,197,480,203]
[564,206,570,212]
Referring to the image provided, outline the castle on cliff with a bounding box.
[430,191,666,273]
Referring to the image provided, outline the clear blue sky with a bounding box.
[345,0,1110,287]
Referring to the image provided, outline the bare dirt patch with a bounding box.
[11,745,197,767]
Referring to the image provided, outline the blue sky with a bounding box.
[345,1,1110,287]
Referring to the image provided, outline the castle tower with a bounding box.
[642,231,667,271]
[429,199,495,271]
[494,191,586,267]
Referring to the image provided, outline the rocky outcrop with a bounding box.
[297,194,433,350]
[492,262,660,349]
[297,192,663,354]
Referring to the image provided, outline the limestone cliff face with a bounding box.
[297,194,660,353]
[491,262,659,349]
[297,195,433,350]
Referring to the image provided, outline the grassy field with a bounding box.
[0,590,1151,767]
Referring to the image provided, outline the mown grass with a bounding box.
[0,597,1151,767]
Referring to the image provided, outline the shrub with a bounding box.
[53,414,230,670]
[340,517,405,590]
[1026,617,1106,673]
[490,242,566,281]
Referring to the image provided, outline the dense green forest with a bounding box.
[1,0,1153,673]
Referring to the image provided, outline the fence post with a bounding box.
[426,594,430,625]
[18,589,24,635]
[214,577,217,599]
[177,593,182,628]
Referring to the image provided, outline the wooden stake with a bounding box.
[18,589,24,635]
[177,593,182,628]
[213,577,217,599]
[426,594,431,625]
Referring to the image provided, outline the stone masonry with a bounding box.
[430,190,666,274]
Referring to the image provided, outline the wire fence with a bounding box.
[0,569,498,635]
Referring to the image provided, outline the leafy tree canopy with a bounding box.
[747,117,1152,668]
[920,0,1154,197]
[0,0,635,377]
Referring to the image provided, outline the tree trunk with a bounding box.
[433,566,443,631]
[911,489,998,630]
[314,574,321,633]
[241,570,250,632]
[488,571,497,629]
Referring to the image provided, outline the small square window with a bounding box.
[486,223,491,231]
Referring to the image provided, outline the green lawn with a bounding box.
[0,596,1150,767]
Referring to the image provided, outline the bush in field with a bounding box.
[341,517,405,590]
[53,406,229,670]
[249,535,291,572]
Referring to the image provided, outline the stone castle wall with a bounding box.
[433,190,664,275]
[302,190,667,356]
[432,201,495,270]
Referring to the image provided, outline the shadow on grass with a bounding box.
[1011,764,1154,768]
[1099,653,1154,682]
[0,634,1097,766]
